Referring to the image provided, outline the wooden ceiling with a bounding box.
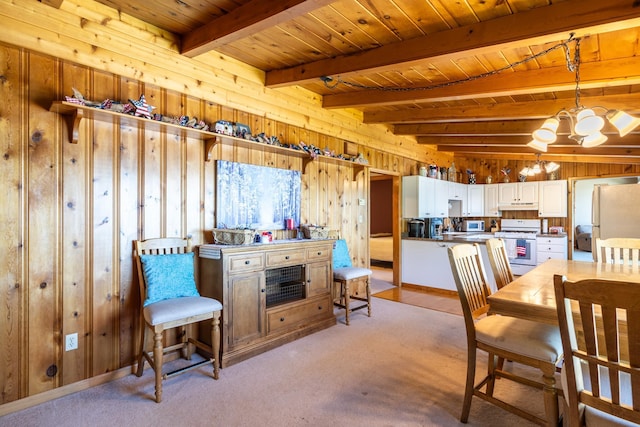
[58,0,640,162]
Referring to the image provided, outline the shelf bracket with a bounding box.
[204,136,219,162]
[63,108,83,144]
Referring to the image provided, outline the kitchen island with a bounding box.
[402,233,498,293]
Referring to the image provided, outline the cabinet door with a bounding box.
[433,179,449,217]
[228,271,266,349]
[484,184,500,217]
[402,175,436,217]
[498,182,518,203]
[467,185,484,217]
[519,181,539,204]
[538,180,567,217]
[307,260,331,297]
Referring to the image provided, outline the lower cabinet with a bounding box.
[536,235,568,264]
[198,240,335,367]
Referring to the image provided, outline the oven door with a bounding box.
[502,237,537,274]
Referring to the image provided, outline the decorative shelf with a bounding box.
[49,101,368,179]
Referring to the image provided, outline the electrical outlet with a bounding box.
[65,333,78,351]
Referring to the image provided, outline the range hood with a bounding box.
[498,202,539,211]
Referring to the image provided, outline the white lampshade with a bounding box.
[519,167,530,176]
[527,139,548,152]
[544,161,560,173]
[581,132,607,148]
[532,118,560,143]
[574,109,605,136]
[532,163,542,174]
[607,110,640,137]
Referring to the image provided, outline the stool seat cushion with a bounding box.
[333,267,372,281]
[144,296,223,326]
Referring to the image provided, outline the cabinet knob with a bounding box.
[261,288,265,293]
[317,252,321,255]
[317,305,323,310]
[244,260,250,265]
[280,317,285,322]
[285,256,290,260]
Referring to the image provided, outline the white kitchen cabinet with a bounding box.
[448,181,468,216]
[536,235,567,264]
[433,179,449,217]
[484,184,500,217]
[498,181,538,209]
[466,185,484,217]
[538,180,568,217]
[402,175,447,218]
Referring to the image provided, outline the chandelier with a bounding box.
[519,154,560,177]
[528,36,640,151]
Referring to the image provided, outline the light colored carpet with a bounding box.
[0,269,555,427]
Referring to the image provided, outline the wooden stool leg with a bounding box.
[366,277,371,317]
[153,329,163,403]
[343,281,351,326]
[211,312,221,380]
[136,320,147,377]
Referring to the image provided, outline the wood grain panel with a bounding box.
[0,44,24,404]
[60,62,89,385]
[27,53,58,395]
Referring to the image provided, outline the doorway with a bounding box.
[369,169,400,286]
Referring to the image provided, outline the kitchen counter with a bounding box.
[401,235,498,293]
[403,232,496,243]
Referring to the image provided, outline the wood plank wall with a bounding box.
[0,43,422,406]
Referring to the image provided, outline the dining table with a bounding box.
[488,258,640,325]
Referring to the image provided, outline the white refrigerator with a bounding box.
[592,184,640,253]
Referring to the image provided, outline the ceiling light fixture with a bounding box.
[529,36,640,151]
[519,154,560,177]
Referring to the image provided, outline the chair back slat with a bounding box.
[595,237,640,265]
[554,275,640,425]
[448,244,491,321]
[486,238,514,289]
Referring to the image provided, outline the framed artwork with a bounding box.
[216,160,301,230]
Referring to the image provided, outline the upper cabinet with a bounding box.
[466,185,484,217]
[498,181,538,210]
[538,180,568,217]
[483,184,500,217]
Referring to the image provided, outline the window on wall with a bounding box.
[216,160,301,230]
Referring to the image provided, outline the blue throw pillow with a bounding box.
[333,239,352,268]
[140,252,200,306]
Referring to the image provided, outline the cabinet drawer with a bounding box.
[306,245,331,261]
[266,249,306,267]
[538,251,567,263]
[537,237,566,245]
[228,253,265,273]
[537,242,565,252]
[267,296,332,334]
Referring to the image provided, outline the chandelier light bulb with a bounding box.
[545,162,560,173]
[532,118,560,143]
[607,110,640,137]
[574,109,605,136]
[581,132,608,148]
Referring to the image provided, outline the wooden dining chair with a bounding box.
[594,237,640,265]
[134,237,222,403]
[448,243,563,426]
[332,238,372,325]
[554,274,640,426]
[485,238,515,289]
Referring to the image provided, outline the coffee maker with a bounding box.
[426,217,443,238]
[407,219,425,238]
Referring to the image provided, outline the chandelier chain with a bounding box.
[322,34,578,92]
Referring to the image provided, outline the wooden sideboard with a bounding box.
[197,239,335,367]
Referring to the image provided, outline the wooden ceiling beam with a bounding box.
[397,121,550,136]
[265,0,640,88]
[442,145,640,160]
[322,58,640,109]
[364,93,640,124]
[181,0,334,57]
[420,134,640,145]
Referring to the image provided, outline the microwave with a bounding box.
[462,220,485,232]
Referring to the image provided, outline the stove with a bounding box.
[494,219,541,275]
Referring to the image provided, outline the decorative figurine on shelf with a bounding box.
[501,166,511,183]
[486,175,493,184]
[428,164,438,178]
[128,95,154,119]
[466,169,476,184]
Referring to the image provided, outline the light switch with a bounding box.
[358,198,366,206]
